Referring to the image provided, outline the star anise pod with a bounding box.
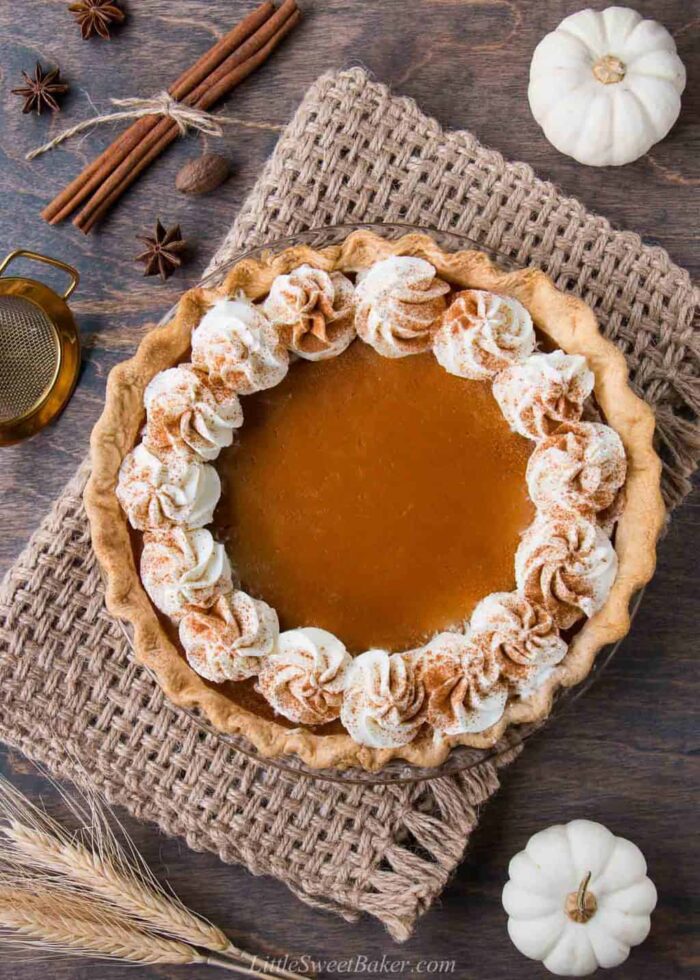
[12,63,69,115]
[69,0,126,40]
[136,221,187,281]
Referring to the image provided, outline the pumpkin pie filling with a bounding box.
[216,340,534,654]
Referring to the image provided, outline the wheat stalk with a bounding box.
[0,775,308,979]
[4,821,229,948]
[0,885,207,966]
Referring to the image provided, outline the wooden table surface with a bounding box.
[0,1,697,977]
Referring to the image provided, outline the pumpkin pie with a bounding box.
[85,230,664,770]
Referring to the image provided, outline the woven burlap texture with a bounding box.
[1,68,697,943]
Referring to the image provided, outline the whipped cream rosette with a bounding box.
[413,632,507,737]
[433,289,535,380]
[257,627,352,726]
[355,255,450,357]
[263,264,356,361]
[493,351,595,440]
[527,421,626,524]
[191,296,289,394]
[470,592,567,695]
[144,364,243,463]
[516,514,618,629]
[117,443,220,531]
[140,527,232,619]
[179,590,279,683]
[340,649,426,748]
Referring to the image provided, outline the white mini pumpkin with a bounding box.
[529,6,686,166]
[503,819,657,976]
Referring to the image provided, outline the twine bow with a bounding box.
[111,92,228,136]
[26,91,229,161]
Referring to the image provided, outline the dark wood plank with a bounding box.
[0,1,697,978]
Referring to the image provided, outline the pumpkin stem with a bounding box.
[565,871,597,923]
[592,54,626,84]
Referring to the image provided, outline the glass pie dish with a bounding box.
[103,222,655,785]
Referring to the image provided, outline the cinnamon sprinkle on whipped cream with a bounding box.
[144,364,243,463]
[140,527,233,620]
[516,513,618,628]
[493,351,594,440]
[257,627,351,725]
[340,648,426,747]
[527,421,626,524]
[191,295,289,394]
[355,255,450,357]
[264,264,356,360]
[117,443,220,531]
[180,591,278,683]
[469,591,567,695]
[434,289,535,380]
[412,631,507,737]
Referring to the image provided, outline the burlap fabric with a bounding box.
[1,68,697,942]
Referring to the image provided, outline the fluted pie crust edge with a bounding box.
[85,231,665,771]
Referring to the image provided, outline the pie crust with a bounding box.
[85,231,665,770]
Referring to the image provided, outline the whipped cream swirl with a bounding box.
[340,649,426,748]
[470,592,567,695]
[179,591,279,683]
[433,289,535,380]
[191,296,289,394]
[117,443,220,531]
[140,527,232,619]
[144,364,243,462]
[257,627,351,725]
[413,632,507,736]
[355,255,450,357]
[493,351,595,440]
[263,265,356,361]
[515,514,618,629]
[527,421,626,524]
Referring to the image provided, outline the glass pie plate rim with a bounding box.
[123,221,641,786]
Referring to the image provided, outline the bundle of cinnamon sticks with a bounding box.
[42,0,300,233]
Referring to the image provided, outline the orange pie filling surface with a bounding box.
[216,341,535,654]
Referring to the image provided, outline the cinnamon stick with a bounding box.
[42,1,275,224]
[76,2,300,233]
[179,0,299,111]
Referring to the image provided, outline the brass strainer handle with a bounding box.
[0,249,79,300]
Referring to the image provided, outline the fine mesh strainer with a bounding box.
[0,249,80,446]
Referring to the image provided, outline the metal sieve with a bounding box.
[0,250,80,445]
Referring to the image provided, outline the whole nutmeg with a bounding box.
[175,153,229,195]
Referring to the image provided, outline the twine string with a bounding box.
[25,91,283,161]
